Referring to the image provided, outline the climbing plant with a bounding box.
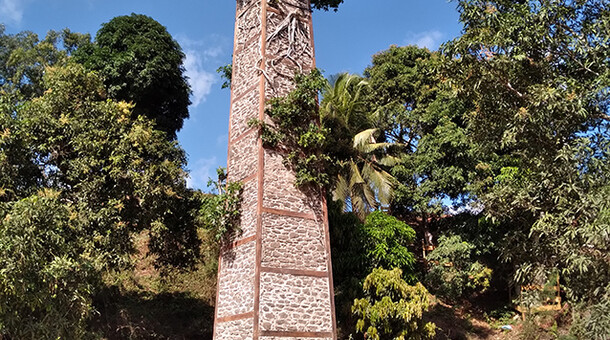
[198,168,243,242]
[250,69,333,189]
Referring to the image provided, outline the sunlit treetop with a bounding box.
[311,0,344,11]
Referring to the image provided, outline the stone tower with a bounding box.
[212,0,337,339]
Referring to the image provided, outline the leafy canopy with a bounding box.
[363,45,475,217]
[0,26,88,99]
[445,0,610,301]
[74,14,191,138]
[0,62,199,338]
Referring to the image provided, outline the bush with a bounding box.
[0,62,201,338]
[570,296,610,340]
[352,268,436,340]
[0,192,101,338]
[425,235,492,302]
[362,211,417,281]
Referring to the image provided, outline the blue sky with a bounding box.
[1,0,463,190]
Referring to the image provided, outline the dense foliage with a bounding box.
[363,46,475,219]
[329,205,420,337]
[444,0,610,303]
[262,70,401,217]
[425,235,492,302]
[352,268,436,340]
[0,61,198,337]
[0,26,88,100]
[310,0,344,11]
[360,211,417,281]
[74,14,191,138]
[255,69,333,188]
[0,192,99,338]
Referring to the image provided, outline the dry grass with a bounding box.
[90,230,219,340]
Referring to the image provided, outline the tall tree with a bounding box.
[362,45,475,222]
[74,14,191,138]
[321,73,400,217]
[444,0,610,301]
[0,63,199,338]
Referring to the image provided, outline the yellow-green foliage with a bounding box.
[352,268,436,340]
[0,63,200,338]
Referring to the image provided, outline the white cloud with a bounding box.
[178,35,229,108]
[404,30,444,50]
[203,45,223,60]
[186,156,218,190]
[183,49,216,108]
[0,0,25,25]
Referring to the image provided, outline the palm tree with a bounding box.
[321,73,369,131]
[333,128,400,219]
[321,73,401,219]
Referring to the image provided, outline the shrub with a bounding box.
[362,211,417,281]
[0,192,101,338]
[425,235,492,302]
[352,268,436,340]
[570,295,610,340]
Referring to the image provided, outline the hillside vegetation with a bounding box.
[1,1,609,339]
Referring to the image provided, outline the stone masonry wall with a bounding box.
[213,1,337,339]
[259,273,333,333]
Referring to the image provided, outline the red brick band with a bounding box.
[231,82,259,104]
[259,330,334,338]
[254,1,269,338]
[260,266,328,278]
[223,234,257,251]
[261,207,316,220]
[241,171,258,184]
[265,6,281,14]
[234,34,262,55]
[216,311,255,323]
[321,194,338,340]
[230,126,258,146]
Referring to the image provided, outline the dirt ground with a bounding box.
[426,296,572,340]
